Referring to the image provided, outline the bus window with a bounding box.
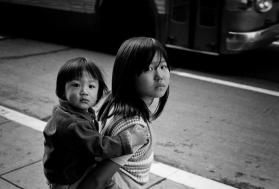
[193,0,220,54]
[167,0,191,48]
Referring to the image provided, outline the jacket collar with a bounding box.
[58,99,96,122]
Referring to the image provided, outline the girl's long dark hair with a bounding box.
[98,37,169,124]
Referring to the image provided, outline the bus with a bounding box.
[0,0,279,55]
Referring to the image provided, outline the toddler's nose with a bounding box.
[80,88,88,95]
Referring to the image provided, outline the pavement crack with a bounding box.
[0,177,24,188]
[0,119,11,126]
[0,159,42,176]
[144,178,167,189]
[0,47,72,60]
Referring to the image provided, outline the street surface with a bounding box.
[0,36,279,189]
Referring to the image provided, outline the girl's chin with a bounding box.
[155,90,167,98]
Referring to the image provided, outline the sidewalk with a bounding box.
[0,106,237,189]
[0,109,192,189]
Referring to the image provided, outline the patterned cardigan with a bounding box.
[101,116,153,184]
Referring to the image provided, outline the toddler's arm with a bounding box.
[76,124,148,189]
[66,121,138,158]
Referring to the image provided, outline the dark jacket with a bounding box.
[43,101,132,184]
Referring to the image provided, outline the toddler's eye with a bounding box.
[89,84,96,89]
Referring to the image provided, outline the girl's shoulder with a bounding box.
[105,115,147,136]
[112,115,146,127]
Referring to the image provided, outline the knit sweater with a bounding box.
[102,116,153,184]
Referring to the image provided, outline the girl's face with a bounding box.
[135,52,170,105]
[65,71,99,111]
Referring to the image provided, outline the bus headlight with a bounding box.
[255,0,273,12]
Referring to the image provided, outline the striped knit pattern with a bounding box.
[104,116,153,184]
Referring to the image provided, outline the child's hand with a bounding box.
[130,125,149,147]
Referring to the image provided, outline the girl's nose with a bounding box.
[155,68,163,81]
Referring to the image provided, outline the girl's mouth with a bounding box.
[155,83,166,88]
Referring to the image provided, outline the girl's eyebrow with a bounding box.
[151,60,167,68]
[70,79,80,82]
[70,78,97,82]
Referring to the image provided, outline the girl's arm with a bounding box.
[77,159,121,189]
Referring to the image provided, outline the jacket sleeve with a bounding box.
[65,121,133,158]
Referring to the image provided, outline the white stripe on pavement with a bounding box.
[0,105,45,131]
[0,105,237,189]
[151,162,237,189]
[171,70,279,97]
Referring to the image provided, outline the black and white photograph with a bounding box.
[0,0,278,189]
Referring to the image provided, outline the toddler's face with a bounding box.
[65,71,99,111]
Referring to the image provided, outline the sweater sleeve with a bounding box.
[66,121,133,159]
[111,124,146,166]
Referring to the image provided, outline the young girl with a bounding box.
[77,37,170,189]
[43,57,148,188]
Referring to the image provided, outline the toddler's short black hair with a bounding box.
[56,57,108,104]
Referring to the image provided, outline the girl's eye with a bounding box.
[71,83,80,87]
[143,67,154,72]
[148,67,154,71]
[160,64,168,70]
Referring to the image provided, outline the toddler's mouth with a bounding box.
[80,99,89,103]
